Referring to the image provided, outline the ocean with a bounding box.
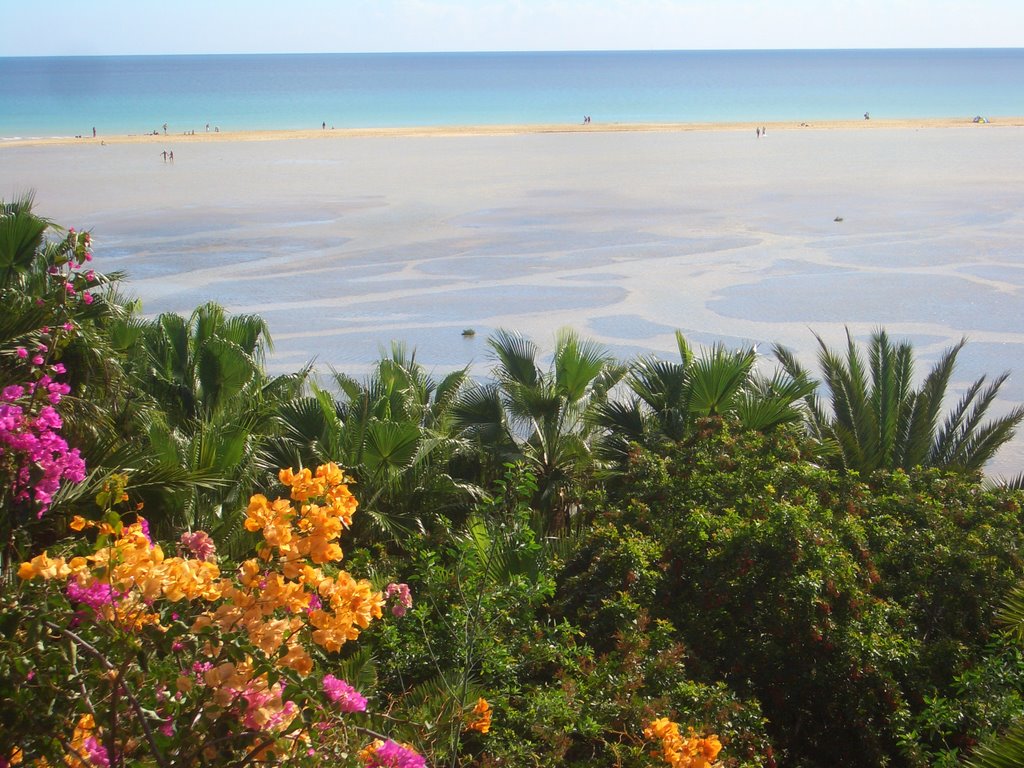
[2,48,1023,138]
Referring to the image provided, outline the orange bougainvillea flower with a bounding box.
[644,718,722,768]
[18,552,72,581]
[467,697,492,734]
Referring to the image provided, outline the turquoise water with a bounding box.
[2,49,1023,138]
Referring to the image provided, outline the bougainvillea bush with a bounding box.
[1,464,428,766]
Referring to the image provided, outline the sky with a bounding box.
[3,0,1023,57]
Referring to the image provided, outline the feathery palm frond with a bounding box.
[779,329,1024,475]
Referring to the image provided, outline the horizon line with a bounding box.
[3,45,1024,59]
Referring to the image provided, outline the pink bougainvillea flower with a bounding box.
[66,580,121,611]
[384,582,413,617]
[322,674,367,713]
[179,530,216,561]
[360,739,426,768]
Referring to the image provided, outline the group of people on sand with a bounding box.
[755,125,767,137]
[161,150,174,163]
[582,115,592,124]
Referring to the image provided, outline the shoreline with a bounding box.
[3,116,1023,147]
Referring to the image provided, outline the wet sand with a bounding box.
[3,121,1024,474]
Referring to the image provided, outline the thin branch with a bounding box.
[43,621,170,768]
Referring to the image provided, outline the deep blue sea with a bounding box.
[1,49,1023,138]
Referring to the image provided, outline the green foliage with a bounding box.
[454,328,625,532]
[776,329,1024,474]
[596,331,814,466]
[589,423,1024,766]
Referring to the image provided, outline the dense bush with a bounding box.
[576,422,1024,766]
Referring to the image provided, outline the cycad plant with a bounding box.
[775,329,1024,475]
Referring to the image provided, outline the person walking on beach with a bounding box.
[161,150,167,162]
[322,121,326,130]
[756,127,760,138]
[92,127,96,138]
[169,151,174,162]
[163,123,168,134]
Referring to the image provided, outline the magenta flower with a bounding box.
[306,592,323,613]
[179,530,216,561]
[0,385,86,518]
[82,736,110,767]
[385,582,413,617]
[322,674,367,713]
[139,517,152,544]
[364,740,426,768]
[82,292,94,305]
[16,347,27,359]
[66,580,120,611]
[2,386,24,402]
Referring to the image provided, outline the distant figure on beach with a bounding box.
[756,127,760,138]
[322,121,326,130]
[206,123,210,132]
[169,151,174,162]
[163,123,168,134]
[161,150,167,162]
[762,125,766,136]
[92,127,96,138]
[864,112,870,120]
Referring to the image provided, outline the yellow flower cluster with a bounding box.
[247,465,358,573]
[467,697,492,734]
[200,463,384,661]
[644,718,722,768]
[19,519,222,631]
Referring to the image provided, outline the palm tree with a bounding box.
[453,328,625,531]
[774,329,1024,475]
[262,343,477,543]
[124,302,308,545]
[596,331,814,463]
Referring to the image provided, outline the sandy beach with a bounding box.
[3,116,1023,147]
[3,120,1024,474]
